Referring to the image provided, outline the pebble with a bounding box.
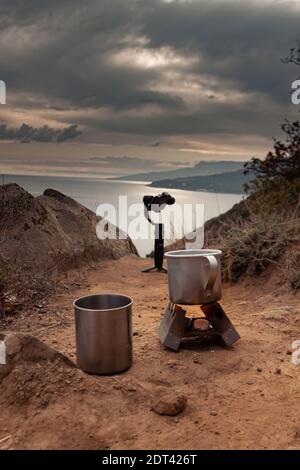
[166,361,178,369]
[193,358,202,365]
[152,394,187,417]
[193,319,209,331]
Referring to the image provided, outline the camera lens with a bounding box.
[167,196,175,205]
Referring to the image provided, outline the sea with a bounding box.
[3,174,244,257]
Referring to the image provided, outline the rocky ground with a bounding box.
[0,255,300,450]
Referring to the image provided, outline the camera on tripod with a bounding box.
[142,192,175,273]
[143,193,175,211]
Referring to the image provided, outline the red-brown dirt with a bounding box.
[0,255,300,450]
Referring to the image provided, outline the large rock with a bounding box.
[0,184,138,272]
[0,333,78,407]
[0,332,76,381]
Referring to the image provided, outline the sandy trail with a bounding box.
[1,255,300,450]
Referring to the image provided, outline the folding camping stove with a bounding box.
[159,301,240,351]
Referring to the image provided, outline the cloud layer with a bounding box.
[0,0,299,154]
[0,123,81,143]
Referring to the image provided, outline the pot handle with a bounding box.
[204,255,218,299]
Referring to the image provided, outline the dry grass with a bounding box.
[0,255,60,308]
[220,207,300,285]
[284,250,300,290]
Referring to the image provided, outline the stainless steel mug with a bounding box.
[74,293,133,374]
[165,249,222,305]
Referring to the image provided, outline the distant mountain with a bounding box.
[148,169,250,194]
[116,161,245,182]
[90,156,189,173]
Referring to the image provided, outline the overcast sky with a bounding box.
[0,0,299,176]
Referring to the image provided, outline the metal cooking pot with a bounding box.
[74,293,133,375]
[165,249,222,305]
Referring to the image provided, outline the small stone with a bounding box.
[152,394,187,417]
[210,410,218,416]
[166,360,178,369]
[5,335,22,358]
[275,368,281,375]
[193,319,209,331]
[257,367,262,373]
[2,295,20,314]
[193,358,202,365]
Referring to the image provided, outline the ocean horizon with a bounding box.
[3,173,243,257]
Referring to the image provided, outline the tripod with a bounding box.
[141,193,175,273]
[142,223,167,273]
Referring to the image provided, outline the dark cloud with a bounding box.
[0,0,298,144]
[0,123,81,143]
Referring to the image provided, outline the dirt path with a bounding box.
[1,255,300,450]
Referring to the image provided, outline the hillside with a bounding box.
[117,160,244,182]
[149,169,250,194]
[0,184,137,302]
[167,189,299,289]
[0,180,299,452]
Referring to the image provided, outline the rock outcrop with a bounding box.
[0,184,138,273]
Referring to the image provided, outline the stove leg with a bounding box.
[201,302,240,347]
[159,303,188,351]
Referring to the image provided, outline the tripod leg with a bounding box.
[158,267,168,273]
[154,223,165,270]
[142,224,167,273]
[141,266,157,273]
[141,266,167,273]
